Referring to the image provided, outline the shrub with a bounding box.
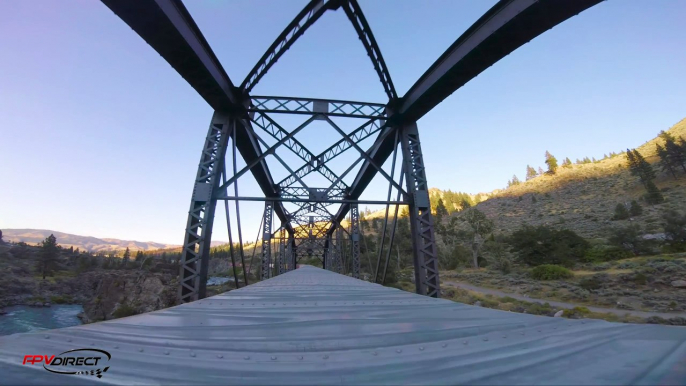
[578,274,606,290]
[509,225,589,267]
[50,295,73,304]
[612,203,629,220]
[629,201,643,216]
[562,306,591,318]
[112,304,139,318]
[530,265,574,280]
[583,245,633,262]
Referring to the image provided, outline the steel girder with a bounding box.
[240,0,343,93]
[261,201,274,280]
[400,123,439,297]
[341,0,397,101]
[178,112,230,303]
[397,0,602,123]
[349,204,361,279]
[250,96,386,119]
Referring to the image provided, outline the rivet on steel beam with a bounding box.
[482,337,489,341]
[463,340,468,345]
[323,355,329,359]
[190,352,196,357]
[217,354,223,359]
[114,346,119,349]
[372,351,378,356]
[139,348,144,352]
[164,351,170,355]
[244,356,250,360]
[271,356,277,360]
[44,335,50,339]
[67,339,72,342]
[396,349,402,353]
[298,356,304,360]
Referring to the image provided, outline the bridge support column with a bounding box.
[179,112,231,303]
[350,204,361,278]
[277,228,286,276]
[261,201,274,280]
[400,122,440,297]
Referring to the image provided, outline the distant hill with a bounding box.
[448,117,686,239]
[1,229,180,252]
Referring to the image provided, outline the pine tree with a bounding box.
[511,175,521,185]
[629,200,643,217]
[460,198,472,211]
[656,143,677,179]
[38,234,59,280]
[435,198,448,223]
[525,165,537,181]
[562,157,572,168]
[661,131,686,173]
[123,247,131,266]
[537,166,544,175]
[644,180,664,204]
[544,151,558,174]
[634,149,656,186]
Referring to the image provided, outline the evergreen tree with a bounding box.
[629,200,643,217]
[460,198,472,211]
[660,131,686,173]
[562,157,572,168]
[656,143,677,179]
[0,229,4,245]
[544,151,558,174]
[123,247,131,266]
[435,198,448,223]
[135,250,144,262]
[525,165,537,181]
[634,149,656,185]
[511,175,521,186]
[537,166,544,175]
[612,203,629,220]
[38,234,59,280]
[644,180,664,205]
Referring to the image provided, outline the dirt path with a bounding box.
[443,280,686,320]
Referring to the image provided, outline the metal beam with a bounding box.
[342,0,397,101]
[396,0,602,123]
[101,0,239,110]
[240,0,342,93]
[101,0,293,232]
[250,96,386,119]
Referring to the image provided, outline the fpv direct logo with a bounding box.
[23,348,111,378]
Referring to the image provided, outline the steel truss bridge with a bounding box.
[2,0,685,384]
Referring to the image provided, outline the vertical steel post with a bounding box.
[261,201,274,280]
[278,228,286,275]
[350,204,361,279]
[336,226,343,274]
[179,111,231,303]
[400,122,440,297]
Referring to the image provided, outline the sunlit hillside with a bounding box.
[451,117,686,238]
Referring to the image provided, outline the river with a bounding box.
[0,305,83,336]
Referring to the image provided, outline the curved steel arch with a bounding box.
[102,0,601,302]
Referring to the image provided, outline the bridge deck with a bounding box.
[1,266,685,385]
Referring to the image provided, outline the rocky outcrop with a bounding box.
[79,271,178,323]
[672,280,686,288]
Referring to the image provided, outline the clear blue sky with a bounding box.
[1,1,685,245]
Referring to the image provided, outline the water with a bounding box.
[0,305,83,336]
[207,276,235,286]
